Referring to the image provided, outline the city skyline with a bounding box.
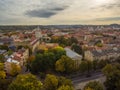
[0,0,120,25]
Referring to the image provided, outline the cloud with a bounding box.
[25,5,69,18]
[91,0,120,10]
[100,3,120,9]
[25,9,56,18]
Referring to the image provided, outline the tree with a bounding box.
[10,63,21,76]
[86,61,93,76]
[79,61,92,75]
[31,52,55,73]
[70,36,78,44]
[0,63,6,79]
[79,61,88,74]
[93,60,98,71]
[0,63,4,70]
[0,54,5,63]
[0,45,9,51]
[7,50,13,56]
[51,46,66,60]
[98,60,108,69]
[85,87,93,90]
[102,64,114,76]
[57,85,74,90]
[30,46,66,73]
[0,79,12,90]
[102,64,120,90]
[55,55,75,74]
[71,44,83,55]
[26,55,35,71]
[58,76,73,87]
[44,74,58,90]
[0,71,6,79]
[84,81,104,90]
[8,73,43,90]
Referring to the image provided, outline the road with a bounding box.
[71,71,106,90]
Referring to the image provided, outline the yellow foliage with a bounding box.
[10,63,21,76]
[0,71,6,79]
[85,87,94,90]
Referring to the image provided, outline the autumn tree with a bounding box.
[44,74,58,90]
[8,73,43,90]
[26,55,35,71]
[0,63,4,70]
[55,55,75,74]
[57,85,74,90]
[30,46,66,73]
[0,63,6,79]
[102,64,120,90]
[84,81,104,90]
[0,71,6,79]
[58,76,73,87]
[51,46,66,60]
[44,74,74,90]
[10,63,21,76]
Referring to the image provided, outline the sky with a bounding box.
[0,0,120,25]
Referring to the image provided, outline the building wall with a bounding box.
[84,51,94,61]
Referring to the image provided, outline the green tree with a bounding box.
[26,55,35,71]
[44,74,58,90]
[79,61,92,75]
[86,61,93,75]
[79,61,88,74]
[84,81,104,90]
[7,50,13,56]
[56,55,75,74]
[30,46,66,73]
[0,45,9,51]
[51,46,66,60]
[93,60,98,71]
[0,54,5,63]
[8,73,43,90]
[71,44,83,55]
[102,64,114,76]
[31,52,55,73]
[70,36,78,44]
[57,85,74,90]
[98,60,108,69]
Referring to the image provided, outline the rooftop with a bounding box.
[64,47,82,60]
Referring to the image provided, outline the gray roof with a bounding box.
[0,49,7,54]
[64,48,82,60]
[91,47,120,57]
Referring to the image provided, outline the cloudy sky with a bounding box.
[0,0,120,25]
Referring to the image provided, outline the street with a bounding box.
[71,71,106,90]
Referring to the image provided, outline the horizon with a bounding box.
[0,23,120,26]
